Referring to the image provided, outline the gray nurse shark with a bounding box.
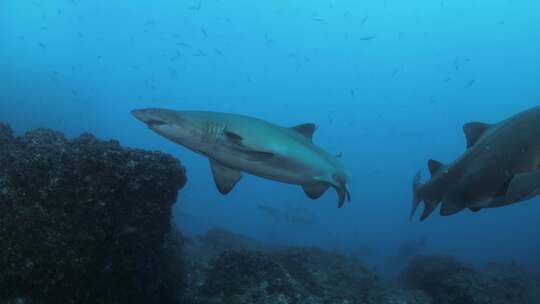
[412,106,540,220]
[132,109,351,207]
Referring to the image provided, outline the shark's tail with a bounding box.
[334,182,351,208]
[410,171,423,220]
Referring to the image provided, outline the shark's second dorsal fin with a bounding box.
[291,123,316,141]
[463,122,492,148]
[428,159,444,177]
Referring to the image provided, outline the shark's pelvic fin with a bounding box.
[209,159,242,194]
[440,198,465,216]
[291,123,316,141]
[463,122,492,148]
[428,159,444,177]
[302,182,330,199]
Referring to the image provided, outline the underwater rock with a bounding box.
[401,255,474,294]
[182,241,431,304]
[0,124,187,304]
[201,250,301,304]
[271,247,381,303]
[401,255,540,304]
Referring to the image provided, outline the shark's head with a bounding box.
[131,108,205,147]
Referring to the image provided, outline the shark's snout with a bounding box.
[131,109,168,127]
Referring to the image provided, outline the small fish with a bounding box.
[360,16,368,26]
[187,0,202,11]
[39,42,46,49]
[264,32,273,44]
[453,59,460,71]
[392,68,399,78]
[466,79,475,88]
[177,42,191,48]
[350,90,356,98]
[214,48,223,56]
[195,49,206,56]
[359,35,376,41]
[201,28,208,37]
[312,16,325,22]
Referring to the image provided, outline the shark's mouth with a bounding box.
[147,119,167,127]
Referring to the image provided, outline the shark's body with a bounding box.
[412,106,540,220]
[132,109,350,207]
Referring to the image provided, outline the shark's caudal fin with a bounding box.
[410,171,423,220]
[333,182,351,208]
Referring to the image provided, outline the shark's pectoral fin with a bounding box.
[209,159,242,194]
[469,207,481,212]
[302,182,330,200]
[505,170,540,203]
[440,198,465,216]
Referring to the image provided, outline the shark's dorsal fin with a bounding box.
[209,159,242,194]
[463,122,491,148]
[291,123,316,141]
[428,159,444,177]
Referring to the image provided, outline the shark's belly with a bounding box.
[457,144,539,205]
[213,153,324,185]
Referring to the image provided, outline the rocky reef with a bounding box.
[179,228,540,304]
[0,124,187,304]
[181,229,431,304]
[1,124,538,304]
[401,255,540,304]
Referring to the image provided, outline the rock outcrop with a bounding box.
[0,124,187,304]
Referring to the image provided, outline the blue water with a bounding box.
[1,0,539,276]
